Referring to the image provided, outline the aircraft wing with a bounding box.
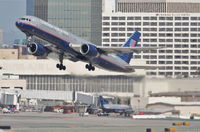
[13,44,27,48]
[125,65,162,70]
[70,44,164,54]
[97,46,164,54]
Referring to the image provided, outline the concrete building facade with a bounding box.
[102,0,200,78]
[147,102,200,116]
[1,60,200,97]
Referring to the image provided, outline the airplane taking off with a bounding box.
[16,16,162,72]
[99,96,133,116]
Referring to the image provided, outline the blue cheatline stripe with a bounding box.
[17,21,70,45]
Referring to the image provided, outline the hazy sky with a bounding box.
[0,0,26,44]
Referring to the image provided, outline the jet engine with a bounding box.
[80,43,98,57]
[27,42,47,56]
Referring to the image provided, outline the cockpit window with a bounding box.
[20,18,26,20]
[20,18,31,21]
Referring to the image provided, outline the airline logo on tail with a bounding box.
[130,40,137,48]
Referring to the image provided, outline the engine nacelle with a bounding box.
[27,42,47,56]
[80,43,98,57]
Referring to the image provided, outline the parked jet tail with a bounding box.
[117,31,141,64]
[99,96,109,108]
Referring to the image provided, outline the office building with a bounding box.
[0,29,3,45]
[102,0,200,78]
[117,0,200,13]
[26,0,102,45]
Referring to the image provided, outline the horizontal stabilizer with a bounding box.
[125,65,163,70]
[13,44,27,48]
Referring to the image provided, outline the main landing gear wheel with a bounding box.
[85,64,95,71]
[56,64,66,70]
[56,53,66,70]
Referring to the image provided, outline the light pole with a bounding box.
[137,99,140,111]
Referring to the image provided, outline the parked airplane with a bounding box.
[98,96,133,116]
[16,16,162,72]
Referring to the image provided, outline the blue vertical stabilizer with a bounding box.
[117,32,141,63]
[99,96,109,108]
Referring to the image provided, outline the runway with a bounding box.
[0,112,200,132]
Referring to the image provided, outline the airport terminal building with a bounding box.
[1,59,200,106]
[102,0,200,78]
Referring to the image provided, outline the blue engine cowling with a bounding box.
[27,42,47,56]
[80,43,98,57]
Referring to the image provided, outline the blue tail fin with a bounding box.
[117,31,141,63]
[99,96,109,108]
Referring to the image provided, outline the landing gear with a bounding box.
[56,63,66,70]
[85,63,95,71]
[26,36,33,47]
[56,53,66,70]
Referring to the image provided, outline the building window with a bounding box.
[111,28,118,31]
[135,17,141,20]
[127,28,133,31]
[103,33,110,37]
[111,33,118,37]
[191,17,197,20]
[119,33,125,36]
[119,39,125,42]
[119,17,125,20]
[103,39,109,42]
[175,22,181,26]
[182,17,189,20]
[166,17,173,20]
[159,22,165,26]
[15,87,23,90]
[119,28,125,31]
[127,17,134,20]
[135,22,141,25]
[150,17,157,20]
[103,17,110,20]
[127,22,134,26]
[151,22,157,26]
[103,28,110,31]
[143,22,149,26]
[103,22,110,25]
[143,17,149,20]
[191,28,197,31]
[159,17,165,20]
[119,22,125,25]
[182,22,189,26]
[111,22,118,25]
[191,22,198,26]
[112,17,118,20]
[1,87,9,89]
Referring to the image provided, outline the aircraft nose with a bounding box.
[15,21,22,28]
